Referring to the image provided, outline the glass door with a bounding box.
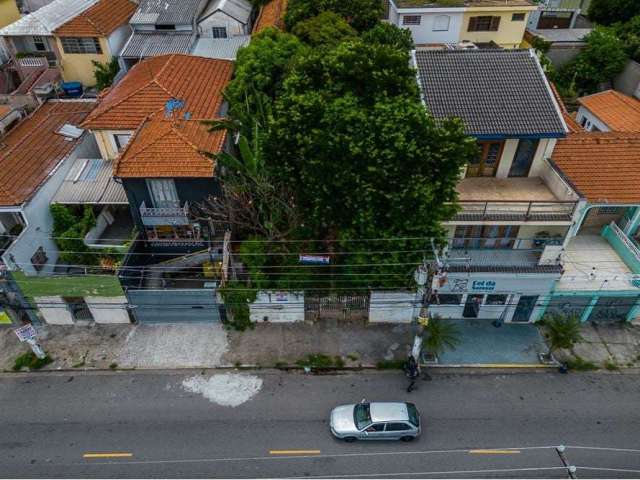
[508,139,539,177]
[512,295,538,322]
[467,141,503,177]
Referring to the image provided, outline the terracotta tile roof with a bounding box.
[0,105,13,118]
[115,119,225,178]
[0,100,94,206]
[551,132,640,204]
[54,0,137,37]
[82,55,234,130]
[252,0,287,34]
[578,90,640,133]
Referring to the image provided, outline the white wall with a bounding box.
[250,291,304,323]
[198,12,248,37]
[35,296,74,324]
[107,23,133,57]
[397,12,464,45]
[369,291,415,323]
[86,296,130,323]
[540,157,580,202]
[2,130,99,276]
[495,139,519,178]
[575,106,610,132]
[0,109,22,134]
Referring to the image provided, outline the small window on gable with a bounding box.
[212,26,227,38]
[402,15,421,26]
[433,15,450,31]
[32,35,47,51]
[512,13,526,21]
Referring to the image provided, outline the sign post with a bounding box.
[14,324,46,359]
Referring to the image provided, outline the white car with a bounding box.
[330,401,421,442]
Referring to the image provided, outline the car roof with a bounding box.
[369,402,409,423]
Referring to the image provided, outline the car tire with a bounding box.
[400,436,415,442]
[343,437,357,443]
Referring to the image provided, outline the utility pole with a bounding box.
[556,445,577,479]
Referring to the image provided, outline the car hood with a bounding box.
[330,404,359,434]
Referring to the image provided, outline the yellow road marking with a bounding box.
[269,450,321,455]
[83,453,133,459]
[469,449,521,455]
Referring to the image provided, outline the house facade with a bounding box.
[52,0,136,86]
[413,49,576,323]
[575,90,640,133]
[387,0,536,48]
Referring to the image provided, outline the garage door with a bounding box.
[127,289,221,323]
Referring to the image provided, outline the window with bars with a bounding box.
[32,36,47,51]
[402,15,421,25]
[211,27,227,38]
[60,37,102,54]
[468,16,501,32]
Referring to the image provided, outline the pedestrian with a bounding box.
[404,355,420,393]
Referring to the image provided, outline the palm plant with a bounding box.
[423,316,461,359]
[543,313,583,356]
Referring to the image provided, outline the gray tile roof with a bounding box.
[130,0,202,25]
[53,158,128,204]
[191,35,249,60]
[120,32,195,57]
[414,49,567,138]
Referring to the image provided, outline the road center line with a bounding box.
[468,449,521,455]
[270,450,321,455]
[83,453,133,459]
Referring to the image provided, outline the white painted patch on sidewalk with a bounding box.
[182,374,263,407]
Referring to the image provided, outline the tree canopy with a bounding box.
[588,0,640,26]
[285,0,383,32]
[361,22,415,53]
[291,11,357,47]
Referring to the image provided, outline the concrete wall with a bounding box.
[459,9,533,48]
[546,44,583,68]
[575,105,610,132]
[2,130,99,276]
[249,291,304,323]
[86,296,130,323]
[541,158,580,202]
[614,60,640,99]
[396,12,463,45]
[35,295,74,324]
[107,23,132,58]
[369,291,415,323]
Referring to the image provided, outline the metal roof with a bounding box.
[0,0,98,36]
[528,28,592,43]
[191,35,249,60]
[120,32,195,57]
[52,158,128,204]
[199,0,252,25]
[130,0,203,25]
[414,49,567,138]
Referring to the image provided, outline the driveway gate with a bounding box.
[304,293,370,322]
[126,289,221,323]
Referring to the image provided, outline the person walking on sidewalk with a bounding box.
[404,355,420,393]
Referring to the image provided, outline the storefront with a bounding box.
[428,271,560,323]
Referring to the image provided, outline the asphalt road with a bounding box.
[1,370,640,478]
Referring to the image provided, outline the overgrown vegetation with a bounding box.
[423,316,461,358]
[92,57,120,91]
[219,281,257,331]
[542,313,584,356]
[13,351,53,371]
[296,353,345,369]
[588,0,640,26]
[376,359,405,370]
[565,355,598,371]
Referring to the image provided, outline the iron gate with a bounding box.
[127,289,221,323]
[304,293,370,322]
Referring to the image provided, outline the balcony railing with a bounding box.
[451,201,576,222]
[603,222,640,287]
[139,201,189,226]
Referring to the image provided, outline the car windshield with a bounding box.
[354,403,371,430]
[406,402,420,427]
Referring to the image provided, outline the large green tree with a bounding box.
[291,11,357,47]
[588,0,640,26]
[614,15,640,63]
[285,0,383,32]
[557,27,628,95]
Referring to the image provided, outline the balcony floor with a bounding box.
[557,234,635,292]
[457,177,560,202]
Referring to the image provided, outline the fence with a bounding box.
[304,293,370,323]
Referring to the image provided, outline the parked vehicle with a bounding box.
[329,401,421,442]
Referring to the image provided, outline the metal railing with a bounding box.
[139,201,189,218]
[452,201,576,222]
[610,221,640,264]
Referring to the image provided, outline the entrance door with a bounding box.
[467,141,504,177]
[512,295,538,322]
[463,294,483,318]
[508,139,539,177]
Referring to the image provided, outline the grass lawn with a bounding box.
[12,272,124,298]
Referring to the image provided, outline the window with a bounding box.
[454,225,520,249]
[511,13,525,21]
[597,206,622,215]
[77,159,102,181]
[31,246,48,272]
[155,24,176,30]
[406,403,420,427]
[402,15,421,25]
[467,141,503,177]
[147,179,179,208]
[486,294,509,305]
[212,27,228,38]
[433,15,450,31]
[468,16,501,32]
[386,423,411,432]
[113,133,131,151]
[579,116,588,127]
[436,294,462,305]
[508,139,539,177]
[365,423,385,432]
[32,36,47,51]
[354,403,371,430]
[60,37,102,54]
